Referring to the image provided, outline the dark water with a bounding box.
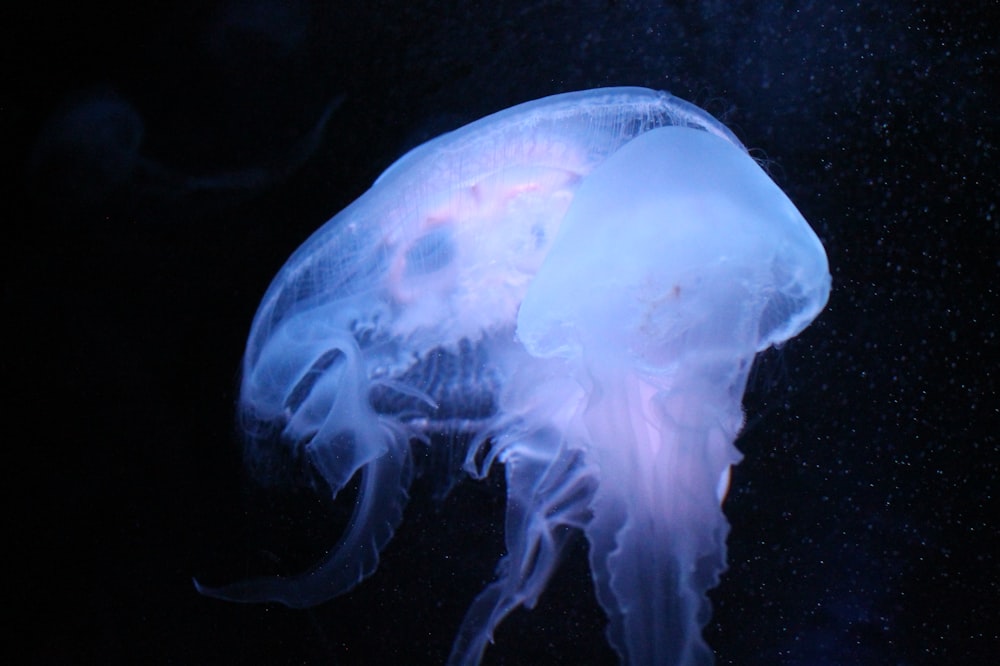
[7,1,995,664]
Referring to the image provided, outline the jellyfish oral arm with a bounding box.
[582,367,744,666]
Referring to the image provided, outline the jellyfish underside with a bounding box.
[197,88,830,666]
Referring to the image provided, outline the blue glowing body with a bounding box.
[198,87,830,665]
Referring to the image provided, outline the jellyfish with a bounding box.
[28,88,341,220]
[196,87,830,665]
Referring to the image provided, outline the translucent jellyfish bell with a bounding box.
[518,125,830,364]
[197,87,830,666]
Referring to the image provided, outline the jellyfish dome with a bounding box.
[197,87,830,665]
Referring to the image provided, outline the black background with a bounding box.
[6,1,996,664]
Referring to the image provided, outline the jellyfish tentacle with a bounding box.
[195,433,412,608]
[447,435,595,666]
